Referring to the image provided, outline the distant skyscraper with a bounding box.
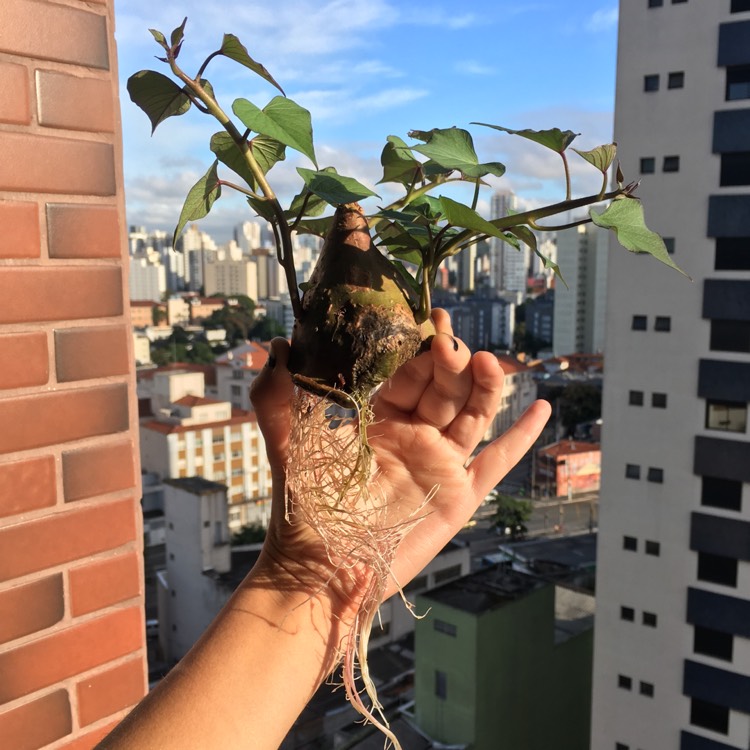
[591,5,750,750]
[489,189,527,292]
[233,220,262,254]
[553,223,607,356]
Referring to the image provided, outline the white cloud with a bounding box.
[586,7,618,33]
[455,60,495,76]
[293,86,429,123]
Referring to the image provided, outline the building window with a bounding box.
[632,315,647,330]
[715,237,750,270]
[726,64,750,101]
[643,611,658,627]
[694,626,734,661]
[404,574,428,592]
[434,619,457,637]
[648,0,663,5]
[697,552,738,588]
[644,74,660,92]
[618,675,632,690]
[731,0,750,11]
[705,400,747,433]
[701,476,743,512]
[668,71,685,89]
[663,156,680,172]
[690,698,729,734]
[629,390,644,406]
[623,536,638,551]
[625,464,641,480]
[671,0,687,3]
[645,540,661,556]
[621,606,635,622]
[654,316,671,331]
[647,467,664,483]
[720,152,750,187]
[640,157,656,174]
[435,670,447,700]
[663,237,676,254]
[710,320,750,353]
[639,681,655,697]
[652,393,667,408]
[433,564,462,585]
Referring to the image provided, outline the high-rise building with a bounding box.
[591,4,750,750]
[553,223,608,356]
[490,189,528,292]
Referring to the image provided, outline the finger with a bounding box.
[413,332,473,430]
[468,400,552,499]
[250,338,293,468]
[446,352,504,456]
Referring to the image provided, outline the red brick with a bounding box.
[0,455,56,519]
[46,203,121,259]
[0,0,108,69]
[0,574,64,645]
[0,383,128,455]
[62,439,136,503]
[36,69,115,133]
[0,607,142,703]
[0,332,48,389]
[0,61,30,125]
[0,498,135,583]
[55,326,130,382]
[0,689,72,750]
[0,267,123,324]
[0,132,115,196]
[76,657,145,726]
[69,552,141,617]
[56,719,119,750]
[0,201,40,259]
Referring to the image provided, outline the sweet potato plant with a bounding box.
[128,18,683,748]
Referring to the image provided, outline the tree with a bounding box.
[559,382,602,433]
[489,491,533,539]
[249,317,287,341]
[231,523,266,545]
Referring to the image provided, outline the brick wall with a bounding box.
[0,1,147,748]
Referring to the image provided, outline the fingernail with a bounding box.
[451,336,459,352]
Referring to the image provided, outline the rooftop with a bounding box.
[164,476,227,495]
[495,354,531,375]
[538,439,600,459]
[173,395,223,407]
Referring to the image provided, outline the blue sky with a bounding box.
[115,1,619,243]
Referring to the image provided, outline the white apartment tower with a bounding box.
[490,189,528,292]
[591,3,750,750]
[553,222,608,356]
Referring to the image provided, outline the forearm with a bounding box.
[98,553,349,750]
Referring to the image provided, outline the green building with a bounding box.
[414,566,594,750]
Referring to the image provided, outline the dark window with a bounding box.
[616,744,629,750]
[645,540,661,556]
[648,0,663,5]
[701,476,743,512]
[647,468,664,484]
[705,400,748,433]
[640,157,656,174]
[697,551,738,587]
[629,390,644,406]
[434,564,462,585]
[715,237,750,270]
[672,0,687,3]
[663,237,676,254]
[663,156,680,172]
[720,152,750,187]
[621,606,635,622]
[169,552,175,560]
[405,574,428,592]
[694,626,734,661]
[727,65,750,101]
[632,315,647,330]
[690,698,729,734]
[643,611,658,627]
[655,316,671,331]
[435,670,447,699]
[731,0,750,11]
[623,535,638,551]
[710,320,750,353]
[434,619,457,637]
[644,74,660,92]
[626,464,641,480]
[639,681,655,697]
[618,674,632,690]
[668,71,685,89]
[652,393,667,408]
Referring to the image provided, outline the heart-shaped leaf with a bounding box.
[127,70,191,133]
[507,225,538,251]
[409,128,505,179]
[473,123,579,153]
[379,135,422,185]
[297,167,378,206]
[438,196,506,239]
[173,161,221,245]
[573,144,617,173]
[219,35,285,95]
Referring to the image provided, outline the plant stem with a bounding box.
[471,179,480,212]
[561,151,571,202]
[528,216,592,232]
[217,179,262,199]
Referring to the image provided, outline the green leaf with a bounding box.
[247,196,277,223]
[219,35,285,95]
[127,70,191,133]
[297,167,378,206]
[170,18,187,48]
[409,128,506,179]
[292,216,335,238]
[507,225,537,251]
[590,197,690,277]
[378,135,421,185]
[438,196,506,239]
[173,161,221,245]
[233,96,316,165]
[573,143,617,173]
[473,123,579,153]
[388,259,421,296]
[149,29,168,48]
[210,133,285,192]
[199,78,215,100]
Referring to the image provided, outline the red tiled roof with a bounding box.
[537,439,600,459]
[173,395,223,407]
[141,408,257,435]
[136,363,217,387]
[496,354,530,375]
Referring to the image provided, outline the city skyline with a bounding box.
[115,1,619,242]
